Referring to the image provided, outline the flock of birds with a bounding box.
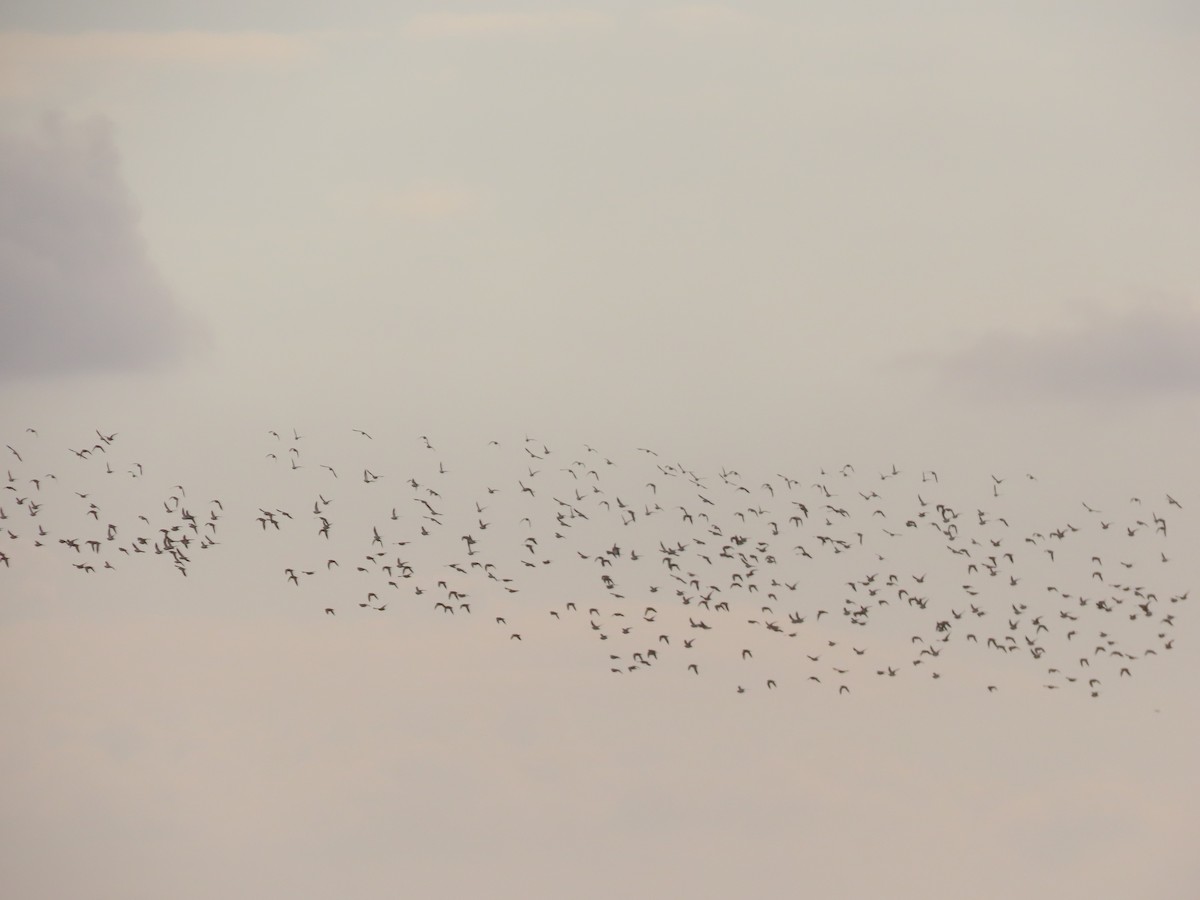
[2,427,1191,698]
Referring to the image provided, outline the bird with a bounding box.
[1,426,1185,703]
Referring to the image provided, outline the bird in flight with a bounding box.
[0,426,1187,702]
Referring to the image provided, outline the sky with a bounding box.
[2,3,1199,898]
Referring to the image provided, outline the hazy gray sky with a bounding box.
[2,4,1198,899]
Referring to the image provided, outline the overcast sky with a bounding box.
[2,4,1199,898]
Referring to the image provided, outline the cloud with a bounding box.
[332,180,484,222]
[0,29,316,65]
[0,30,317,97]
[403,11,610,41]
[0,115,203,380]
[644,5,759,36]
[934,302,1200,401]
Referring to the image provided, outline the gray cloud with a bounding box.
[936,303,1200,401]
[0,115,201,380]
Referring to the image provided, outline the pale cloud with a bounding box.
[403,10,611,41]
[0,115,203,380]
[332,180,484,222]
[935,302,1200,401]
[644,4,759,36]
[0,29,316,66]
[0,30,318,98]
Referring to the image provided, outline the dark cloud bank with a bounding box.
[941,304,1200,401]
[0,115,199,380]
